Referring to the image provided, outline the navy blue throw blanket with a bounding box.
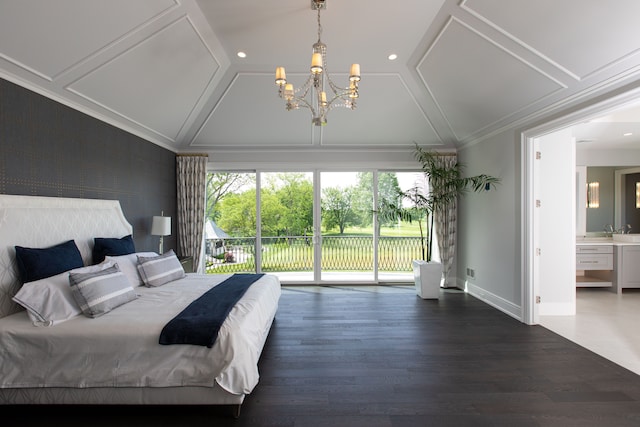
[159,273,265,348]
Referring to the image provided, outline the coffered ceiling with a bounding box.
[2,0,640,155]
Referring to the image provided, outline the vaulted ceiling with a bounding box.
[2,0,640,156]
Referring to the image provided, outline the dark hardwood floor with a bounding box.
[10,286,640,426]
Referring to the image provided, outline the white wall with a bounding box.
[456,85,640,323]
[577,149,640,167]
[207,148,419,171]
[457,130,521,319]
[457,126,576,319]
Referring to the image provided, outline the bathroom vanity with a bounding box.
[576,237,640,293]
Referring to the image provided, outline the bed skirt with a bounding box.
[0,383,245,405]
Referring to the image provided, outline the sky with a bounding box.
[319,171,424,191]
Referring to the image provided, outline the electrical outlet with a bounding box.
[466,268,475,278]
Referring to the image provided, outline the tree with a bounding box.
[216,189,257,236]
[205,173,254,221]
[375,172,403,231]
[267,173,313,237]
[321,186,355,234]
[352,172,402,232]
[350,172,373,228]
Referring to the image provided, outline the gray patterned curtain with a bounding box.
[431,155,457,287]
[176,154,207,273]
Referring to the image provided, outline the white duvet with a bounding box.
[0,273,281,395]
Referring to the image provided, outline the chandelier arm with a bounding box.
[325,75,350,96]
[327,100,356,111]
[325,92,347,106]
[321,55,357,96]
[295,75,314,97]
[293,96,317,117]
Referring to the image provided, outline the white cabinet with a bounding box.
[575,243,640,292]
[616,245,640,291]
[576,244,613,287]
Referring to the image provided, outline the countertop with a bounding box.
[577,237,640,246]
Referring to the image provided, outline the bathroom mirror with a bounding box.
[580,166,640,235]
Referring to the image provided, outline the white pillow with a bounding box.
[105,252,158,287]
[69,264,137,318]
[12,261,114,327]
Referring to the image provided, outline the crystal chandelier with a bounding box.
[275,0,361,126]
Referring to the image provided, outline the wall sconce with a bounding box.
[151,212,171,254]
[636,182,640,208]
[586,182,599,208]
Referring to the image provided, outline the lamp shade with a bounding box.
[151,216,171,236]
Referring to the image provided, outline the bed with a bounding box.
[0,194,280,416]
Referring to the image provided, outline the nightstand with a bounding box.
[178,256,194,273]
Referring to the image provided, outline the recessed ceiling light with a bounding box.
[624,132,633,136]
[237,51,247,58]
[388,54,398,61]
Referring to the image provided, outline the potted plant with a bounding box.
[378,144,500,299]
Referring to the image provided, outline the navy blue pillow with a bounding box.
[92,234,135,264]
[14,239,84,284]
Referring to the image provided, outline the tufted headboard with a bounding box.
[0,195,133,319]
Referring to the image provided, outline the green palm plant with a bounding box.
[378,144,500,262]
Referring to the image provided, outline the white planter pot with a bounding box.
[412,260,443,299]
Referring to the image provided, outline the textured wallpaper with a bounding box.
[0,78,177,253]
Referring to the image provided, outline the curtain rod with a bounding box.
[423,152,456,156]
[176,153,209,157]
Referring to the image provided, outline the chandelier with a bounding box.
[275,0,361,126]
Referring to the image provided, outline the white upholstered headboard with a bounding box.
[0,195,133,318]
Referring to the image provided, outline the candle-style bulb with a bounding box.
[349,63,361,82]
[275,67,286,86]
[311,53,323,74]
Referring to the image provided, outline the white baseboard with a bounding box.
[459,278,522,321]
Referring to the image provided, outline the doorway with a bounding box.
[523,87,640,325]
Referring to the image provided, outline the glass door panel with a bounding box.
[320,172,374,282]
[377,171,425,282]
[260,172,314,282]
[204,172,257,274]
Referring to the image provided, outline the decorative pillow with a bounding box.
[69,264,137,318]
[12,261,114,326]
[105,252,158,287]
[92,234,135,264]
[14,239,84,284]
[137,249,186,287]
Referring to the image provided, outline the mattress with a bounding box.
[0,273,281,396]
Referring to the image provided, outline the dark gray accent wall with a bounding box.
[0,78,177,254]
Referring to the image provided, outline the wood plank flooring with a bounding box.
[9,285,640,426]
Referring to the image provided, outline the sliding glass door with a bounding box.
[320,172,374,282]
[377,171,426,282]
[205,169,422,283]
[203,172,257,275]
[259,172,314,282]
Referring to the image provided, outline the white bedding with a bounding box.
[0,273,281,396]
